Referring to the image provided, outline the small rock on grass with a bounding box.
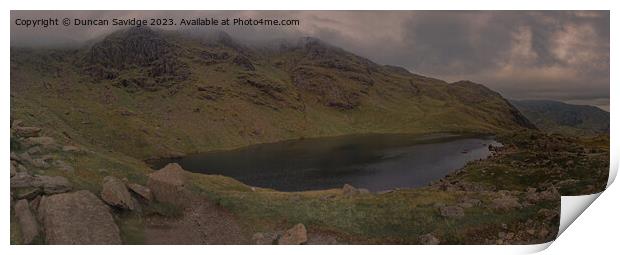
[439,205,465,218]
[418,233,440,245]
[278,223,308,245]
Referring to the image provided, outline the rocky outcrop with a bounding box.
[147,163,188,206]
[101,176,136,210]
[277,223,308,245]
[14,199,40,244]
[38,190,121,244]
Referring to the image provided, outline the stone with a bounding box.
[418,233,440,245]
[278,223,308,245]
[538,228,550,239]
[54,160,75,173]
[505,232,515,239]
[101,176,136,210]
[62,145,82,153]
[537,208,559,221]
[32,175,72,194]
[15,187,41,200]
[11,173,71,195]
[10,172,35,188]
[14,199,40,244]
[30,195,42,212]
[14,126,41,138]
[147,163,188,206]
[342,184,358,196]
[252,232,278,245]
[439,206,465,218]
[23,136,57,150]
[127,183,153,202]
[17,152,33,165]
[11,119,23,129]
[38,190,121,244]
[342,184,369,196]
[10,161,17,177]
[498,232,506,239]
[31,158,52,169]
[491,195,522,210]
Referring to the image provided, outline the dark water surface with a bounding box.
[148,134,500,192]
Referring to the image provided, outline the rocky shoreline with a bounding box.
[11,120,606,245]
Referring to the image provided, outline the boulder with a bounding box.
[23,137,57,151]
[342,184,369,196]
[278,223,308,245]
[11,173,71,194]
[54,160,75,173]
[491,195,522,210]
[418,233,440,245]
[10,172,36,188]
[38,190,121,244]
[31,157,53,169]
[252,232,279,245]
[14,126,41,138]
[127,183,153,202]
[32,175,72,195]
[101,176,136,210]
[439,205,465,218]
[147,163,188,206]
[14,199,40,244]
[10,161,17,177]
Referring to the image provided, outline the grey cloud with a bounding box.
[10,10,609,110]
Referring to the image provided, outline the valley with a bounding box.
[9,27,609,245]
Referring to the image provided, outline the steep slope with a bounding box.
[511,100,609,135]
[10,27,533,160]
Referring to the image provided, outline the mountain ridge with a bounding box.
[11,27,534,159]
[511,99,609,135]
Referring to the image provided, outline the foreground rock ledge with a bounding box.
[38,190,121,244]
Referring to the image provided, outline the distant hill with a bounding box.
[511,100,609,135]
[10,27,534,159]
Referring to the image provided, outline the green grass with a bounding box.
[186,173,558,244]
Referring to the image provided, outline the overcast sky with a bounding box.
[11,11,610,110]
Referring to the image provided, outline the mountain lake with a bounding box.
[147,133,501,192]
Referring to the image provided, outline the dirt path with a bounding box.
[144,197,250,245]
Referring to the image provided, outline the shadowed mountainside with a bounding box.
[511,99,609,135]
[11,26,534,159]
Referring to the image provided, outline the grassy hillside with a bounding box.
[511,100,609,135]
[11,27,533,160]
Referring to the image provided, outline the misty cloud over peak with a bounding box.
[10,10,609,110]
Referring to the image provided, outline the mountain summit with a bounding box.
[11,27,534,158]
